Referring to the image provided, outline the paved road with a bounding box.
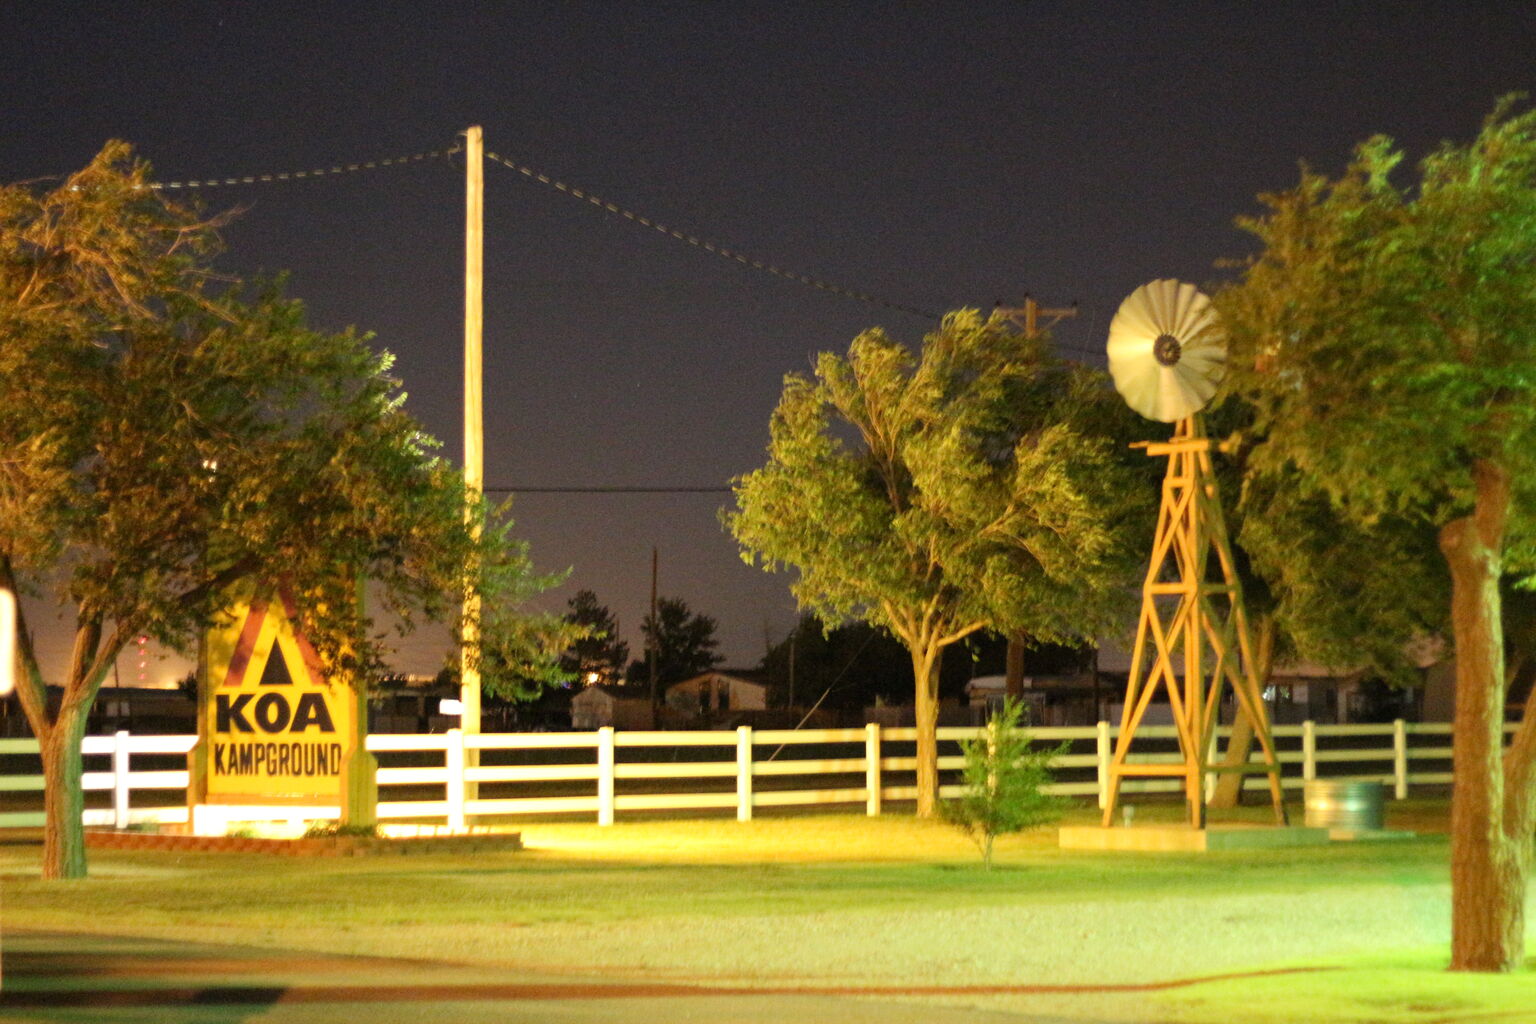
[1,928,1183,1024]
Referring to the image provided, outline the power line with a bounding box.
[765,627,879,756]
[486,486,731,494]
[139,145,462,191]
[483,149,942,322]
[131,136,944,324]
[1053,338,1104,361]
[119,134,1101,358]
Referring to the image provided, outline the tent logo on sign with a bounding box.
[204,589,352,794]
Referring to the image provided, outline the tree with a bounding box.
[727,310,1150,816]
[759,614,914,711]
[0,144,576,880]
[941,699,1066,869]
[1214,99,1536,971]
[760,614,1014,713]
[560,589,629,686]
[1209,437,1448,806]
[628,596,723,685]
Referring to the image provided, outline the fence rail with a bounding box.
[0,719,1505,832]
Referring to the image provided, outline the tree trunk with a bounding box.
[1005,635,1025,700]
[1502,682,1536,937]
[1209,615,1276,808]
[1441,460,1525,972]
[40,700,90,880]
[1208,714,1255,810]
[912,646,941,818]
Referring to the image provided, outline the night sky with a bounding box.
[5,2,1531,680]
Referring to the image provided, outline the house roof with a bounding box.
[965,673,1099,694]
[571,683,648,702]
[667,670,770,692]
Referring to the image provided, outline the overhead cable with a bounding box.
[483,149,941,322]
[485,486,731,494]
[139,146,462,191]
[116,135,1097,359]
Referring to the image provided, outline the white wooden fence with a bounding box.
[0,719,1502,831]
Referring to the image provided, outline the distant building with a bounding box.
[1094,638,1440,727]
[369,676,460,733]
[964,673,1046,720]
[94,687,197,734]
[963,673,1102,726]
[0,685,198,738]
[570,684,654,730]
[861,698,972,729]
[665,671,769,718]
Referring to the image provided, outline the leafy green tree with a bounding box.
[755,617,909,712]
[0,144,575,880]
[560,589,629,686]
[1209,440,1448,805]
[759,614,913,710]
[1233,466,1446,686]
[727,310,1150,816]
[628,596,723,685]
[1214,99,1536,972]
[942,699,1066,868]
[761,615,1019,713]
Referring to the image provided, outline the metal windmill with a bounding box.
[1102,280,1287,829]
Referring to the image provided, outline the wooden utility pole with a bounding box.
[996,296,1077,701]
[460,126,484,790]
[648,547,659,725]
[1000,295,1078,341]
[787,633,797,711]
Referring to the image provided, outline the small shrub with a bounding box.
[941,699,1067,869]
[303,822,379,839]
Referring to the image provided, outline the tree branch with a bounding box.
[61,616,104,716]
[936,618,988,648]
[73,556,259,712]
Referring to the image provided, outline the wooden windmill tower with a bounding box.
[1101,280,1287,829]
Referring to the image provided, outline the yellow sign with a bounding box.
[202,586,358,803]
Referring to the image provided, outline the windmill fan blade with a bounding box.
[1106,279,1225,422]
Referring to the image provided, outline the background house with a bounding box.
[570,684,654,730]
[664,670,769,724]
[368,676,459,733]
[964,674,1083,726]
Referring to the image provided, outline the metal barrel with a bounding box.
[1303,780,1384,830]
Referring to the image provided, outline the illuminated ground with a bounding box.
[1,801,1531,1023]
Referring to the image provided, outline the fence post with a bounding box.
[736,726,753,822]
[597,727,615,826]
[865,723,882,817]
[1392,719,1409,799]
[445,728,466,832]
[1302,720,1316,783]
[1096,720,1111,810]
[112,730,131,830]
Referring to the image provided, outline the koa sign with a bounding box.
[198,585,362,804]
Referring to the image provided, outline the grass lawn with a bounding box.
[2,799,1532,1023]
